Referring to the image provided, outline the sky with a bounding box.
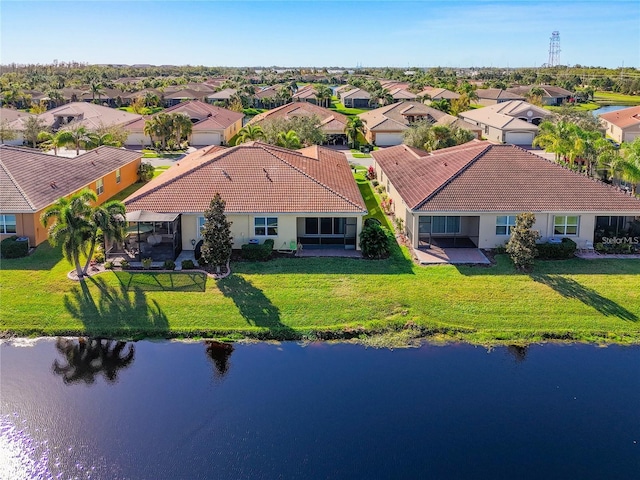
[1,0,638,68]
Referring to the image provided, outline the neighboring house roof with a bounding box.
[599,106,640,129]
[0,107,33,130]
[124,142,367,214]
[292,85,318,100]
[389,88,417,100]
[0,145,141,213]
[372,141,640,212]
[38,102,142,130]
[124,100,243,131]
[163,89,206,100]
[122,88,164,100]
[248,102,349,133]
[359,101,478,134]
[482,100,551,119]
[459,101,543,131]
[164,83,217,93]
[507,85,574,98]
[254,86,280,99]
[206,88,237,100]
[476,88,525,101]
[341,88,371,100]
[419,87,460,100]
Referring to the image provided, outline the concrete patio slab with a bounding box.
[414,246,490,265]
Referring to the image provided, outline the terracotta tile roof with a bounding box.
[248,102,349,133]
[0,145,141,213]
[419,87,460,100]
[459,102,542,131]
[124,100,243,131]
[292,85,318,100]
[373,141,640,212]
[38,102,142,130]
[124,143,366,215]
[507,85,573,98]
[599,106,640,129]
[476,88,525,101]
[0,107,33,129]
[206,88,237,100]
[341,88,371,100]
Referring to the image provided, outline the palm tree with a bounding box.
[83,199,126,274]
[532,120,572,163]
[235,124,265,145]
[41,189,97,280]
[314,85,333,108]
[345,117,366,149]
[90,81,104,104]
[86,131,119,149]
[620,138,640,194]
[171,113,193,148]
[430,98,451,114]
[37,130,70,155]
[143,117,157,148]
[275,130,301,149]
[59,125,92,155]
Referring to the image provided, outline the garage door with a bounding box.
[504,131,535,146]
[125,133,150,148]
[623,132,640,143]
[191,132,222,146]
[375,133,404,146]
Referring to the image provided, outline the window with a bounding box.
[254,217,278,236]
[96,178,104,195]
[1,215,16,234]
[428,216,460,234]
[496,216,517,235]
[554,215,579,236]
[197,216,205,237]
[304,218,346,235]
[115,168,121,184]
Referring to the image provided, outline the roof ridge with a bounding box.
[0,157,37,211]
[258,144,367,212]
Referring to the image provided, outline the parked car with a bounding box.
[606,138,620,149]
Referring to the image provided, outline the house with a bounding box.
[358,101,481,146]
[418,87,460,101]
[458,100,552,146]
[206,88,237,105]
[163,88,209,107]
[506,85,573,106]
[0,145,142,247]
[37,102,142,132]
[292,85,319,104]
[599,106,640,143]
[253,86,284,109]
[340,88,372,108]
[371,140,640,250]
[476,88,526,106]
[0,108,33,146]
[248,102,349,144]
[123,100,244,147]
[123,142,367,259]
[388,88,417,102]
[121,88,164,106]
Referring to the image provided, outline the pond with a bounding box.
[591,104,630,117]
[1,339,639,479]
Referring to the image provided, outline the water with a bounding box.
[592,104,629,117]
[1,339,639,479]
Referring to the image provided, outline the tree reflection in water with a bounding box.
[52,337,135,385]
[506,344,528,363]
[205,341,234,378]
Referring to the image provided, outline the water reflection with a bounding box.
[52,337,135,385]
[506,344,528,363]
[205,341,234,378]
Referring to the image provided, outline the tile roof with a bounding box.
[248,102,349,133]
[341,88,371,100]
[292,85,318,100]
[459,101,542,131]
[0,145,141,213]
[124,100,243,131]
[0,107,33,129]
[373,141,640,212]
[206,88,237,100]
[419,87,460,100]
[599,106,640,129]
[124,143,367,215]
[476,88,526,100]
[38,102,142,130]
[507,84,574,98]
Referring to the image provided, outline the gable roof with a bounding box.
[419,87,460,100]
[507,85,573,98]
[599,105,640,129]
[124,100,243,131]
[38,102,142,130]
[207,88,237,100]
[372,141,640,212]
[476,88,525,101]
[248,102,349,132]
[124,142,366,215]
[292,85,318,100]
[341,88,371,100]
[459,101,542,131]
[0,107,33,129]
[0,145,141,213]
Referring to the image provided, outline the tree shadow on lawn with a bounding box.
[217,275,296,338]
[64,276,170,336]
[113,270,207,292]
[0,243,65,271]
[531,273,638,322]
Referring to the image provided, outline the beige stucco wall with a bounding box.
[599,119,640,144]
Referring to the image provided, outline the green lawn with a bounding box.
[118,106,163,115]
[545,102,600,112]
[329,99,369,117]
[2,178,640,344]
[593,91,640,106]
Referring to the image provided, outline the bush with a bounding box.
[93,251,105,263]
[371,180,379,187]
[138,163,154,182]
[141,257,152,269]
[1,236,29,259]
[104,261,114,270]
[181,259,196,270]
[360,223,391,259]
[537,238,577,259]
[163,260,176,270]
[120,260,130,269]
[241,239,274,261]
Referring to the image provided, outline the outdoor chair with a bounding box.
[582,240,595,254]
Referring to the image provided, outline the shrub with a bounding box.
[181,259,196,270]
[506,213,540,271]
[138,163,154,182]
[0,236,29,259]
[360,223,391,259]
[371,180,379,187]
[120,260,130,269]
[141,257,153,269]
[93,251,105,263]
[240,239,274,261]
[104,261,114,270]
[393,217,404,233]
[163,260,176,270]
[366,166,376,180]
[537,238,577,259]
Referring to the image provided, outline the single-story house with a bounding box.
[38,102,142,132]
[0,108,33,146]
[418,87,460,101]
[506,85,573,106]
[292,85,319,104]
[0,145,142,247]
[248,101,349,144]
[599,106,640,144]
[359,101,481,146]
[458,100,551,146]
[123,100,244,147]
[476,88,526,106]
[388,88,417,102]
[163,88,209,107]
[340,88,372,108]
[206,88,237,105]
[123,142,367,259]
[371,140,640,250]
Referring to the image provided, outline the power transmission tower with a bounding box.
[548,31,561,67]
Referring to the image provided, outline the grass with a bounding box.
[2,180,640,345]
[352,153,371,158]
[118,106,163,115]
[545,102,600,112]
[108,167,170,201]
[329,98,369,117]
[593,91,640,106]
[152,166,171,178]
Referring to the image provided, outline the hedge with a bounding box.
[240,239,274,261]
[1,236,29,259]
[536,238,577,260]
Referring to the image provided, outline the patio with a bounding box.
[414,246,490,265]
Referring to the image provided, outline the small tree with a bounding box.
[0,119,17,143]
[200,193,233,275]
[23,116,47,148]
[360,221,391,259]
[506,213,540,271]
[138,163,154,182]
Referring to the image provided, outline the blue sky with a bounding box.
[1,0,638,68]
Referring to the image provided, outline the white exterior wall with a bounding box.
[125,132,151,148]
